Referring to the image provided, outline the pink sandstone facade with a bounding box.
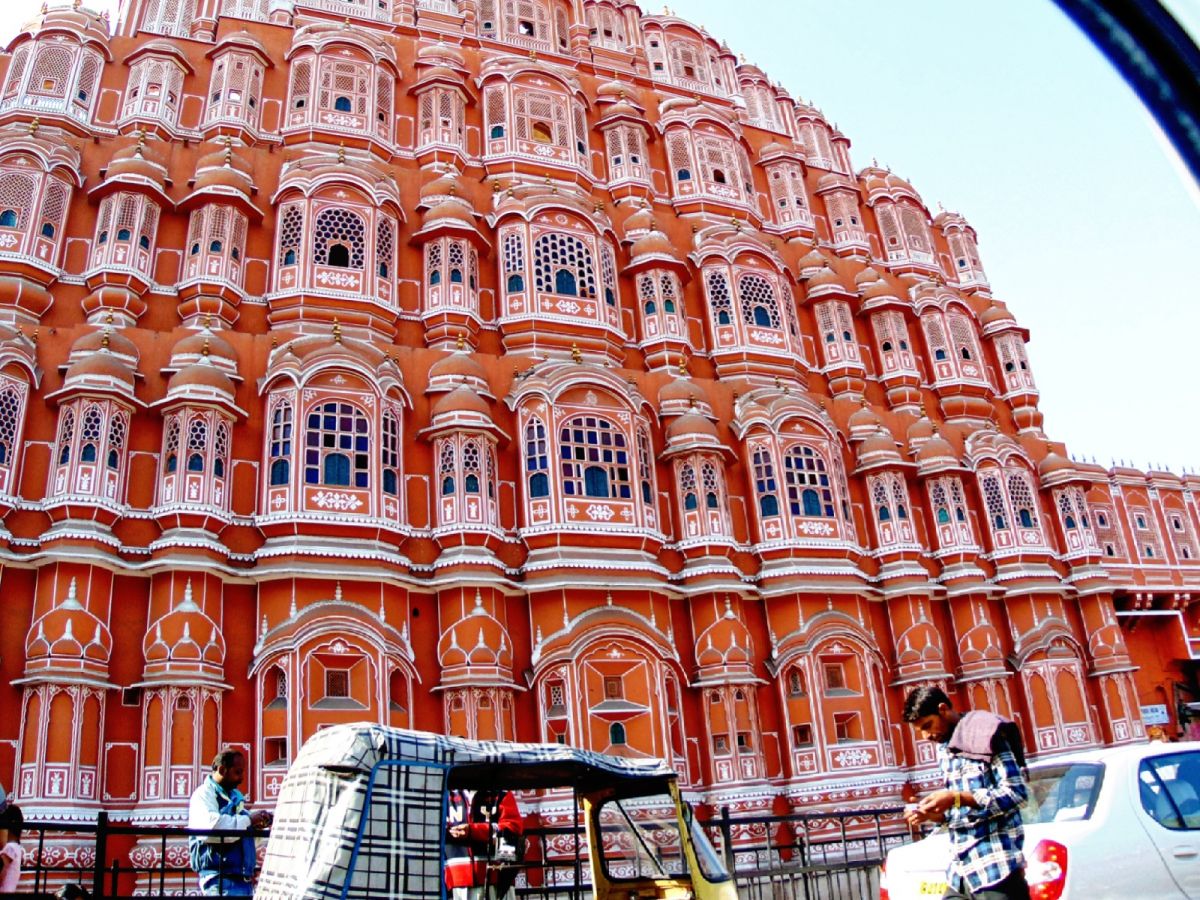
[0,0,1194,863]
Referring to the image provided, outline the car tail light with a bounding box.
[1027,839,1068,900]
[878,860,888,900]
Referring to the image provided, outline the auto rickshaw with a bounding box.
[256,723,736,900]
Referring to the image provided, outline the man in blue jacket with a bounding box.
[188,749,272,896]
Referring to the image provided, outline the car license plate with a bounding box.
[918,879,947,896]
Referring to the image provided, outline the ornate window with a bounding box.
[636,272,686,345]
[205,49,265,132]
[304,400,370,489]
[976,464,1048,552]
[182,205,247,290]
[90,193,159,280]
[604,124,649,185]
[675,455,731,542]
[48,400,131,504]
[434,435,499,530]
[927,476,977,552]
[558,415,630,500]
[416,86,465,151]
[524,417,549,499]
[869,471,918,549]
[140,0,190,36]
[693,132,752,204]
[1,40,103,123]
[0,375,28,496]
[499,0,554,50]
[922,309,988,388]
[312,208,366,270]
[1127,502,1164,561]
[994,333,1036,394]
[158,410,232,511]
[585,3,627,49]
[750,435,853,544]
[425,237,479,315]
[796,120,835,169]
[0,163,72,269]
[870,310,918,378]
[484,79,589,172]
[284,51,395,145]
[1054,487,1098,556]
[875,201,934,267]
[221,0,270,20]
[751,445,780,520]
[784,445,834,519]
[814,300,860,368]
[267,398,293,489]
[122,56,187,131]
[534,232,595,299]
[824,190,866,249]
[766,162,812,229]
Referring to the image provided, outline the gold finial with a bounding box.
[203,313,213,329]
[529,49,538,61]
[491,180,502,193]
[332,319,342,343]
[337,143,346,164]
[271,335,278,349]
[343,15,351,26]
[105,311,114,325]
[732,390,740,402]
[774,375,782,389]
[677,355,688,376]
[571,343,582,364]
[134,131,146,158]
[27,118,39,136]
[688,396,696,408]
[30,328,38,345]
[447,180,457,196]
[101,330,111,349]
[456,332,466,351]
[730,217,742,232]
[201,338,210,357]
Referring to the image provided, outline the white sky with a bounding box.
[0,0,1197,472]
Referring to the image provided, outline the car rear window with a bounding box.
[1024,763,1105,824]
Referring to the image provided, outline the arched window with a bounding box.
[312,208,365,269]
[334,96,352,112]
[525,417,549,499]
[381,410,401,498]
[609,722,626,745]
[752,447,779,519]
[270,458,289,486]
[784,445,835,518]
[0,210,17,227]
[305,400,369,489]
[534,232,596,299]
[506,273,523,291]
[738,273,781,329]
[559,416,630,500]
[80,406,103,464]
[677,168,691,181]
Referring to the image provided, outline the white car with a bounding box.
[880,741,1200,899]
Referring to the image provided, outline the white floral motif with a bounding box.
[586,504,615,521]
[312,491,363,511]
[555,299,581,314]
[749,329,785,344]
[833,748,873,767]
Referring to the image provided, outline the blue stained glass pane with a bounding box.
[357,419,368,433]
[305,468,319,484]
[339,435,351,449]
[616,451,627,464]
[306,450,319,464]
[355,473,368,488]
[307,432,319,446]
[308,415,320,428]
[323,416,336,430]
[356,437,368,451]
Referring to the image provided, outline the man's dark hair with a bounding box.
[55,884,91,900]
[211,747,245,771]
[0,802,22,841]
[903,686,952,723]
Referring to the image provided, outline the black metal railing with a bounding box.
[11,805,912,900]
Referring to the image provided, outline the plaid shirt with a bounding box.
[937,734,1027,893]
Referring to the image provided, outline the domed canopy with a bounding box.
[854,266,881,287]
[60,344,137,399]
[25,578,113,676]
[9,4,111,55]
[68,327,139,367]
[915,430,961,474]
[416,40,466,68]
[92,139,171,205]
[142,580,226,682]
[431,384,490,418]
[847,401,883,439]
[1037,451,1078,486]
[427,348,492,398]
[856,427,902,467]
[166,362,237,404]
[169,328,238,373]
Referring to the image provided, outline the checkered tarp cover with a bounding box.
[255,724,674,900]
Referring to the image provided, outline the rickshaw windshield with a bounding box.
[596,793,688,881]
[684,805,730,883]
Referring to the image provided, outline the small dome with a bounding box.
[416,41,466,66]
[429,348,489,386]
[423,199,474,226]
[854,265,881,286]
[666,412,719,442]
[143,581,225,671]
[432,384,490,418]
[659,375,707,407]
[421,173,464,204]
[104,141,168,189]
[907,414,935,447]
[25,578,112,667]
[857,427,901,465]
[169,329,238,371]
[1038,452,1075,478]
[796,247,827,274]
[191,146,255,197]
[622,205,657,237]
[15,5,111,51]
[69,327,139,365]
[847,401,883,438]
[980,303,1016,327]
[167,362,236,400]
[916,430,958,465]
[64,350,136,390]
[760,140,790,157]
[629,229,677,261]
[804,263,850,293]
[862,278,900,302]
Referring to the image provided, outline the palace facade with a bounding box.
[0,0,1196,849]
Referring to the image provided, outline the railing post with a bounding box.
[92,810,108,900]
[719,805,735,877]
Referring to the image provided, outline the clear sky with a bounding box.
[0,0,1196,471]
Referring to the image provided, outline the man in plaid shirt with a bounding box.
[903,686,1030,900]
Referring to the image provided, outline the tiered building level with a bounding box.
[0,0,1195,854]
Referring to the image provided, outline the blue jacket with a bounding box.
[187,776,256,880]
